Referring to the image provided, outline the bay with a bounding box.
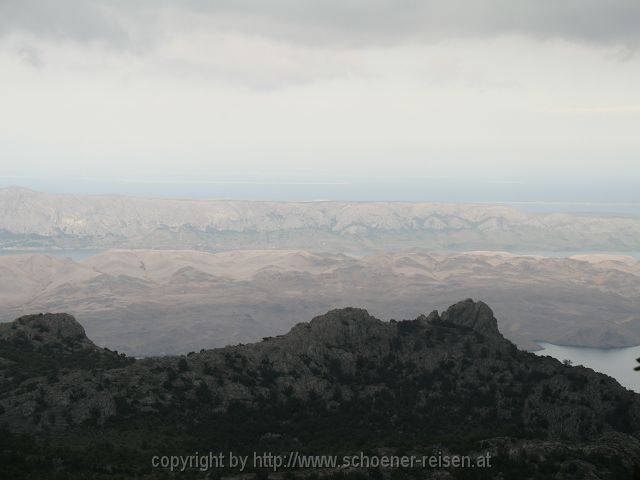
[535,342,640,393]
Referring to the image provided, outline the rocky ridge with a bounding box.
[0,301,639,478]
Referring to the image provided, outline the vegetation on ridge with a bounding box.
[1,302,639,479]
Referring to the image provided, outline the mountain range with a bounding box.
[2,187,640,252]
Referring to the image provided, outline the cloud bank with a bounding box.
[0,1,639,201]
[1,0,639,49]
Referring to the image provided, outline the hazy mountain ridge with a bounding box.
[1,249,639,355]
[2,187,640,252]
[1,301,639,479]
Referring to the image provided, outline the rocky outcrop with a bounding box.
[440,299,500,336]
[0,313,131,432]
[289,307,390,349]
[0,313,96,350]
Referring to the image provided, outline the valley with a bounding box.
[1,249,638,356]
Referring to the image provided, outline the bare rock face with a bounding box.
[440,299,500,336]
[290,307,390,348]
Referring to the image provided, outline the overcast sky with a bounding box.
[0,1,639,202]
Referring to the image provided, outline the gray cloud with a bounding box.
[1,0,639,49]
[0,0,130,45]
[16,44,43,67]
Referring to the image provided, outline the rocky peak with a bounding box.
[282,301,501,352]
[287,307,389,349]
[415,310,440,324]
[439,299,500,336]
[0,313,95,349]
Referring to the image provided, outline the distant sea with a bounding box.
[2,248,640,261]
[4,178,640,211]
[535,342,640,393]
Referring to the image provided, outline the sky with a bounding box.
[0,0,639,202]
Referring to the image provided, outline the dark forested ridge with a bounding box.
[1,301,639,479]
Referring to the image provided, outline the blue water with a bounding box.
[535,342,640,393]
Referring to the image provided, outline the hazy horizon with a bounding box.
[1,1,639,204]
[2,179,640,211]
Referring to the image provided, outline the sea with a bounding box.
[535,342,640,393]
